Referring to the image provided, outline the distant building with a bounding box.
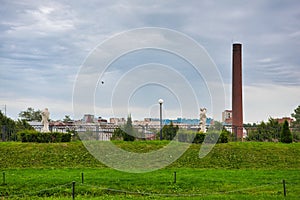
[83,114,94,123]
[97,117,107,123]
[143,117,212,126]
[275,117,294,126]
[109,117,126,125]
[144,118,159,122]
[222,110,232,125]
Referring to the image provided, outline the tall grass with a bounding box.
[0,141,299,199]
[0,141,300,169]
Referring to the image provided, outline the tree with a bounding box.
[111,127,124,140]
[111,115,136,141]
[19,107,42,121]
[161,121,179,140]
[246,118,281,142]
[0,111,33,141]
[15,119,34,132]
[0,111,16,138]
[291,105,300,128]
[63,115,72,123]
[208,120,223,131]
[123,115,135,141]
[219,128,231,143]
[281,120,292,143]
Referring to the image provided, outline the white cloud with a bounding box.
[244,84,300,123]
[0,96,73,120]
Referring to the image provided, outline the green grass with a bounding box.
[1,141,300,169]
[1,168,300,199]
[0,141,300,199]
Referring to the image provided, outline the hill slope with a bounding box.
[0,141,299,169]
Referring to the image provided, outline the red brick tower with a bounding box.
[232,43,243,139]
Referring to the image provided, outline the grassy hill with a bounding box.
[0,141,299,170]
[0,141,300,199]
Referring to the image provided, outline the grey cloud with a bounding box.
[1,0,300,121]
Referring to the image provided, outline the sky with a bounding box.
[1,0,300,123]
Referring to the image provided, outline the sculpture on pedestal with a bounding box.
[41,108,50,132]
[199,108,207,133]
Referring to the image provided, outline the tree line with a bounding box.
[1,105,300,143]
[111,105,300,144]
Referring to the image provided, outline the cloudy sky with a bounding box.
[1,0,300,123]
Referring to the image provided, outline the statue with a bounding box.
[199,108,207,133]
[41,108,50,132]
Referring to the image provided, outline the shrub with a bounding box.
[17,129,37,142]
[176,131,195,143]
[204,131,220,143]
[193,132,205,144]
[172,130,200,143]
[176,129,229,144]
[292,132,300,142]
[281,120,292,143]
[61,133,71,142]
[17,130,71,143]
[51,131,62,142]
[219,128,230,143]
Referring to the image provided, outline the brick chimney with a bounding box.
[232,43,243,139]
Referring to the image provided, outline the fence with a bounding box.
[2,123,300,142]
[1,171,298,199]
[0,124,199,142]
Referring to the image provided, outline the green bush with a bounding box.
[176,131,195,143]
[17,130,71,143]
[203,131,220,143]
[193,132,205,144]
[245,118,282,142]
[281,120,293,143]
[219,128,231,143]
[61,132,71,142]
[175,130,229,144]
[292,131,300,142]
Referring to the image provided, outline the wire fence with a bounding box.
[1,182,71,199]
[1,173,299,199]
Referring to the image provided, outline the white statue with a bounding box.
[199,108,207,133]
[41,108,50,132]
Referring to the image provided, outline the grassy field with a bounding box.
[0,141,300,199]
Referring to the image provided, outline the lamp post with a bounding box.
[158,99,164,140]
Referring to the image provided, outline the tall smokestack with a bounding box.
[232,43,243,139]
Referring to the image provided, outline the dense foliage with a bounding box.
[246,118,282,142]
[18,107,42,121]
[281,120,293,143]
[178,129,230,144]
[112,119,230,144]
[17,129,71,143]
[291,105,300,128]
[246,117,300,143]
[158,121,179,140]
[0,111,34,141]
[111,115,136,141]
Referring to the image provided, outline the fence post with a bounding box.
[283,179,286,197]
[81,172,84,184]
[72,181,75,200]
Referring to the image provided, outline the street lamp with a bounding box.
[158,99,164,140]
